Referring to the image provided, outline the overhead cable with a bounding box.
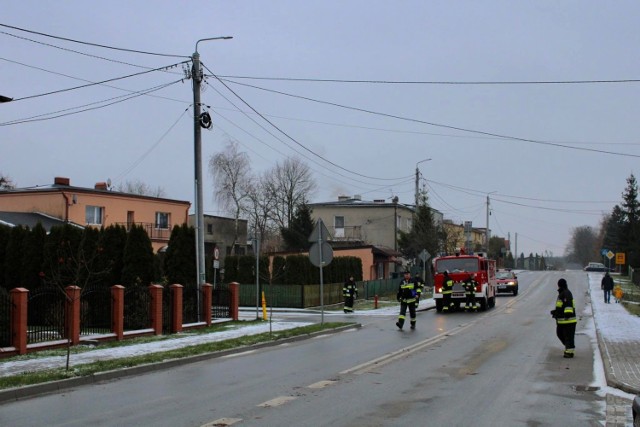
[0,23,190,58]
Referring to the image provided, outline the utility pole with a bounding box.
[485,194,490,252]
[415,158,431,209]
[515,232,518,268]
[192,37,232,321]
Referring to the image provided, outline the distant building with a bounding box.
[309,194,443,248]
[187,214,248,270]
[0,176,190,252]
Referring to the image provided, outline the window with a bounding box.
[207,224,213,234]
[334,216,345,238]
[85,206,104,225]
[155,212,170,229]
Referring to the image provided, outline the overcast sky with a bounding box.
[2,1,640,258]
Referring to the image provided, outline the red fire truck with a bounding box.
[432,251,497,312]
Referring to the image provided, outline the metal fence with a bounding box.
[212,283,231,319]
[239,279,399,308]
[124,286,151,331]
[0,288,11,347]
[162,286,173,334]
[183,285,201,324]
[80,286,112,336]
[27,287,66,343]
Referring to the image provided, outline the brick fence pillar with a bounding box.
[202,283,213,326]
[229,282,240,321]
[65,285,81,345]
[111,285,124,340]
[170,284,183,334]
[10,288,28,355]
[149,284,163,335]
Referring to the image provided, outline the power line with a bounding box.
[0,23,189,58]
[1,79,183,126]
[8,61,188,102]
[203,64,414,182]
[220,78,640,159]
[0,56,189,105]
[216,74,640,85]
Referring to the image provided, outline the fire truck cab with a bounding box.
[432,251,497,312]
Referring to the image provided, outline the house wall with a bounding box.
[0,189,190,252]
[188,215,249,269]
[311,204,414,249]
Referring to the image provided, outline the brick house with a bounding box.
[0,177,190,252]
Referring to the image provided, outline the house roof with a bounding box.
[1,179,190,206]
[309,197,415,211]
[0,211,78,232]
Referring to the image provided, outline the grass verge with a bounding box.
[0,322,352,390]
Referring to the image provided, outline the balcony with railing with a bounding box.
[330,225,362,241]
[115,222,172,241]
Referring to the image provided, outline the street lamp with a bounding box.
[192,36,232,321]
[0,95,13,103]
[415,158,431,209]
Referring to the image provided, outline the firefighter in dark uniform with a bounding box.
[442,270,455,312]
[396,271,418,330]
[463,274,478,312]
[343,276,357,313]
[550,278,577,358]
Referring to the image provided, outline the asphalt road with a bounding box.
[0,271,605,426]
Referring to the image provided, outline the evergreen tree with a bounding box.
[42,223,83,288]
[4,226,26,289]
[164,224,196,286]
[281,202,314,252]
[602,206,625,253]
[0,224,11,290]
[620,174,640,268]
[121,224,155,288]
[21,223,46,290]
[97,224,128,287]
[398,190,440,262]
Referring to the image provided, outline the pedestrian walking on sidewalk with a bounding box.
[601,272,614,303]
[550,278,577,358]
[343,276,357,313]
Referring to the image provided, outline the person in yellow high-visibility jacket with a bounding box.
[613,284,624,303]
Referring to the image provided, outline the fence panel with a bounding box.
[80,286,112,336]
[162,286,173,334]
[212,284,231,319]
[183,285,200,324]
[27,287,66,343]
[0,289,11,347]
[363,279,398,299]
[124,286,151,331]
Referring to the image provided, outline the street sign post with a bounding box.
[308,219,332,324]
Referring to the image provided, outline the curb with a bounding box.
[0,323,361,404]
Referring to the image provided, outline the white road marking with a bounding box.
[307,380,337,389]
[257,396,297,407]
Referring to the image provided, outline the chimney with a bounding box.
[338,195,349,202]
[353,194,362,201]
[94,182,108,190]
[54,177,70,186]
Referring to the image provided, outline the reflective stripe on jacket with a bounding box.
[442,279,454,295]
[397,280,417,303]
[554,289,577,325]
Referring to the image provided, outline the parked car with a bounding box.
[583,262,613,272]
[633,393,640,427]
[496,269,518,296]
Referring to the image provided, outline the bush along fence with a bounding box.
[0,282,240,359]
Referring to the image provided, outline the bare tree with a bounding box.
[265,157,316,230]
[209,141,252,253]
[0,173,15,190]
[115,179,166,198]
[244,173,278,248]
